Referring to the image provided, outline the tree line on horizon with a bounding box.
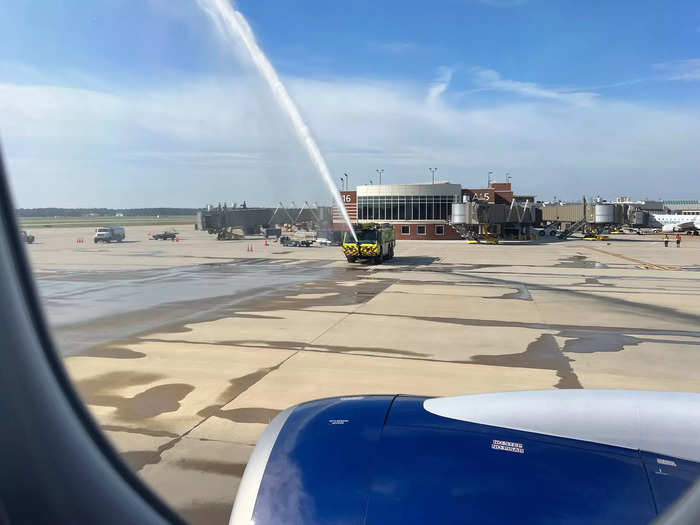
[16,208,201,217]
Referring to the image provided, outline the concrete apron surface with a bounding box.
[37,233,700,525]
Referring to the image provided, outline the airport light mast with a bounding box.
[429,167,438,184]
[376,169,383,185]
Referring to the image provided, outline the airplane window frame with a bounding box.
[0,153,185,525]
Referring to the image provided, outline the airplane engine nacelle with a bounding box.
[230,392,700,525]
[662,223,677,232]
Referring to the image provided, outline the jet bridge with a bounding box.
[558,219,586,239]
[542,200,635,236]
[450,200,537,240]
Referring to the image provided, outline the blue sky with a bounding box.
[1,0,699,207]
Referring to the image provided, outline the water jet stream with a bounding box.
[197,0,358,241]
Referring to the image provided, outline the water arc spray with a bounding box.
[197,0,358,242]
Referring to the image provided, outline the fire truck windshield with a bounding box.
[355,230,378,243]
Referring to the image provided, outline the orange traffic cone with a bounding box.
[264,239,269,247]
[175,237,179,242]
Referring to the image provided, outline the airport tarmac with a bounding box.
[26,226,700,524]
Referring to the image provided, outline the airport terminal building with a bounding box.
[334,182,465,240]
[663,200,700,215]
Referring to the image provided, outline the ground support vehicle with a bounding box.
[94,226,125,243]
[151,231,177,240]
[342,223,395,264]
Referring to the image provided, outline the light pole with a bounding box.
[376,169,384,185]
[344,172,349,191]
[488,171,493,186]
[506,172,512,185]
[428,167,438,184]
[340,177,345,190]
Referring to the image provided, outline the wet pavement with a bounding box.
[37,259,335,354]
[25,227,700,525]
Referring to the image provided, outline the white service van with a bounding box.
[94,226,125,243]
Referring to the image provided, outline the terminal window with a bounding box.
[417,225,426,235]
[357,195,456,221]
[401,225,410,235]
[435,225,444,235]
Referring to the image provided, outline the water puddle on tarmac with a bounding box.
[35,260,333,354]
[555,254,608,269]
[485,285,533,301]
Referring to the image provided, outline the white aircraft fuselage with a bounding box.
[648,214,700,232]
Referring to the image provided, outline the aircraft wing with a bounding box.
[230,390,700,525]
[676,221,697,230]
[663,220,697,232]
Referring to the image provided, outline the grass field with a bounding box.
[19,215,197,229]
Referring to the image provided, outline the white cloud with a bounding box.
[471,68,599,106]
[2,70,700,207]
[653,59,700,81]
[426,67,455,106]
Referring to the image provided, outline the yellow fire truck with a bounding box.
[342,223,395,264]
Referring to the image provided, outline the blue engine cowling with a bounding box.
[231,393,700,524]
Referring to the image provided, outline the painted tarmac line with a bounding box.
[586,246,680,271]
[636,265,681,271]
